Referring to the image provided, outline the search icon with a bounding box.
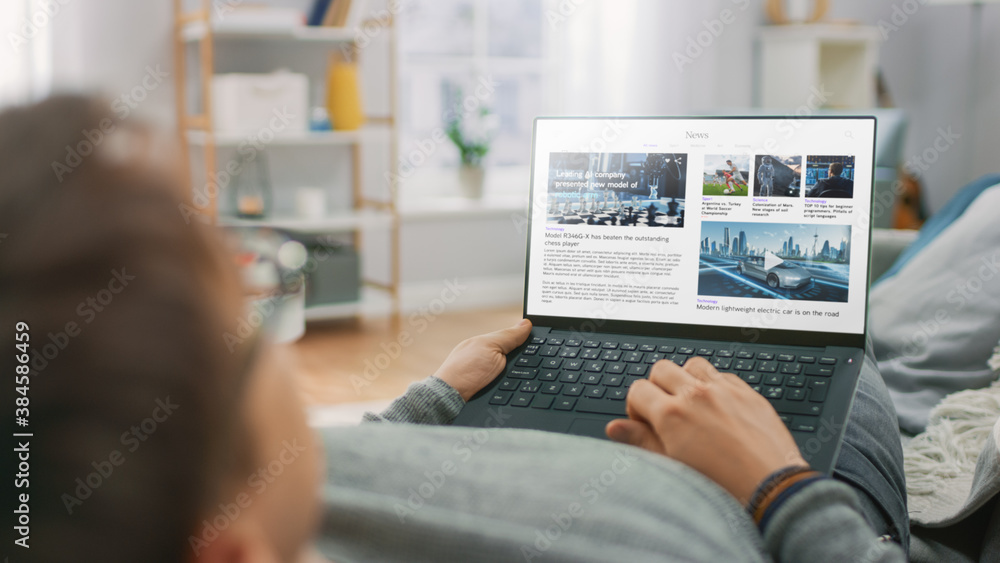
[844,131,854,139]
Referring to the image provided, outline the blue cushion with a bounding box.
[874,173,1000,286]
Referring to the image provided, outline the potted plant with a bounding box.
[445,94,497,199]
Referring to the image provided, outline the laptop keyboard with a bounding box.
[487,336,838,433]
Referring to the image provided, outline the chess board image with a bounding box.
[547,199,685,227]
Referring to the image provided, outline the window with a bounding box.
[0,0,52,107]
[396,0,551,194]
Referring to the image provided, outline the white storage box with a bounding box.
[212,72,309,136]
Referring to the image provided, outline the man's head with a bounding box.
[829,162,844,177]
[0,96,320,563]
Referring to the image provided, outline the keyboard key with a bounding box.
[736,350,755,359]
[508,368,538,379]
[541,358,563,369]
[585,386,606,398]
[532,395,555,409]
[522,345,539,356]
[608,388,628,400]
[511,394,533,407]
[541,383,562,394]
[791,418,818,433]
[581,349,601,360]
[697,348,715,356]
[777,354,796,362]
[716,350,734,358]
[776,401,822,416]
[751,385,762,394]
[566,339,582,347]
[627,364,649,376]
[658,345,676,353]
[809,380,829,403]
[600,350,622,361]
[519,382,540,393]
[758,361,778,373]
[559,372,580,383]
[563,385,583,396]
[576,398,627,416]
[583,340,601,348]
[764,374,783,386]
[805,366,834,377]
[530,336,546,345]
[786,375,806,388]
[756,352,775,361]
[765,387,784,399]
[515,356,541,367]
[819,357,837,365]
[644,353,666,364]
[553,398,576,411]
[547,338,564,346]
[797,355,816,364]
[620,342,638,351]
[601,342,619,350]
[539,346,560,357]
[606,362,626,374]
[780,363,802,375]
[678,347,695,355]
[623,351,644,363]
[539,370,559,381]
[742,373,762,384]
[499,379,519,391]
[604,374,624,387]
[625,376,644,387]
[489,391,512,405]
[711,358,732,370]
[559,348,579,358]
[787,388,806,401]
[734,359,756,371]
[639,344,657,352]
[584,362,605,372]
[565,359,585,371]
[581,373,602,385]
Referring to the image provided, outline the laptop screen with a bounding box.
[524,116,876,344]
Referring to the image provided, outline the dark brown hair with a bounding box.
[0,96,250,561]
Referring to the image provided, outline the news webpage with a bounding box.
[525,117,875,335]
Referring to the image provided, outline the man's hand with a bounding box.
[434,319,533,401]
[605,357,807,504]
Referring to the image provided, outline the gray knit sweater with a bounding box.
[317,377,906,562]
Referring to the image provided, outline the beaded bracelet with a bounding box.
[745,464,814,520]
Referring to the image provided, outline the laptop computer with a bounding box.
[453,116,877,473]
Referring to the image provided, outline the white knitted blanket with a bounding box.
[904,341,1000,526]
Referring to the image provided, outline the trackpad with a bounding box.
[567,418,611,440]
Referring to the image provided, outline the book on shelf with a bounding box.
[310,0,369,28]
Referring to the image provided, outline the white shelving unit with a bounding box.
[757,24,881,109]
[172,1,400,321]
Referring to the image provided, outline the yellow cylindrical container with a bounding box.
[326,53,365,131]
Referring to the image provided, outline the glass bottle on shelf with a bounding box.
[230,150,273,219]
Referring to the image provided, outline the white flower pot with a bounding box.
[459,164,486,199]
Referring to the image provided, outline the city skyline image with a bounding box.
[699,221,851,263]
